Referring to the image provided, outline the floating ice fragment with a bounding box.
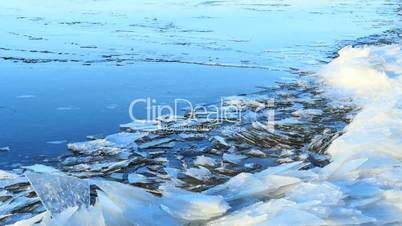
[120,121,161,132]
[17,95,36,99]
[0,146,11,152]
[47,140,67,145]
[56,107,75,111]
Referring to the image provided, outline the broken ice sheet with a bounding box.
[138,137,175,149]
[67,132,144,155]
[183,166,212,182]
[127,173,149,184]
[194,156,217,167]
[120,121,161,132]
[105,132,147,148]
[24,172,90,215]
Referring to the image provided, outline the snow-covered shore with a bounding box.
[205,45,402,225]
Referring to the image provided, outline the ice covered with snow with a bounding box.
[194,156,217,167]
[205,45,402,225]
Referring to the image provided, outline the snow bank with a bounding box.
[205,45,402,225]
[12,45,402,225]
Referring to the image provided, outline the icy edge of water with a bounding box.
[206,44,402,225]
[5,44,402,225]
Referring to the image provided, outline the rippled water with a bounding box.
[0,0,401,167]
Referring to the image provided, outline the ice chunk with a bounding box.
[25,172,90,215]
[10,212,47,226]
[120,121,161,132]
[161,186,229,221]
[245,149,266,157]
[138,137,175,149]
[267,208,325,226]
[110,173,124,180]
[22,164,61,174]
[194,156,217,167]
[67,132,143,156]
[40,206,107,226]
[0,146,11,152]
[207,199,295,226]
[105,132,146,148]
[93,180,180,226]
[67,139,121,155]
[223,153,247,164]
[291,109,323,117]
[46,140,67,145]
[127,173,148,184]
[206,169,301,201]
[286,182,344,206]
[0,170,17,180]
[184,167,211,181]
[212,136,229,147]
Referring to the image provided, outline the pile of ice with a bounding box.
[206,45,402,225]
[5,44,402,225]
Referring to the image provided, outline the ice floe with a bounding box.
[0,147,11,152]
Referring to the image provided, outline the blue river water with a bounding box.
[0,0,400,168]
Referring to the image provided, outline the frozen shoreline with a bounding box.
[1,0,402,225]
[1,44,401,225]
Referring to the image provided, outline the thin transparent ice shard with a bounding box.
[25,172,90,215]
